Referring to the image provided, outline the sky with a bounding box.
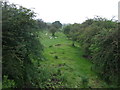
[8,0,119,24]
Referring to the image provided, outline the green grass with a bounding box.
[39,31,108,88]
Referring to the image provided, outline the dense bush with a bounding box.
[63,17,119,87]
[2,1,43,88]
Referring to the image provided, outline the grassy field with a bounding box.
[39,31,108,88]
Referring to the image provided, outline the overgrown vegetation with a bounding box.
[63,17,119,87]
[2,1,44,88]
[2,1,119,89]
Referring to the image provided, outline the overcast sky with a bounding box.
[8,0,119,24]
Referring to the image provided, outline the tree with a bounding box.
[52,21,62,29]
[49,21,62,36]
[49,25,57,36]
[63,25,71,35]
[36,19,47,30]
[63,23,80,46]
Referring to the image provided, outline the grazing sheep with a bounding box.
[49,36,52,39]
[45,33,48,35]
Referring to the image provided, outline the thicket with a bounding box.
[2,1,64,88]
[63,17,119,87]
[2,1,45,88]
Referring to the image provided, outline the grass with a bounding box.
[39,31,108,88]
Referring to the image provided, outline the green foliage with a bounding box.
[63,17,119,87]
[49,26,57,36]
[63,25,71,34]
[52,21,62,29]
[2,75,16,88]
[2,1,43,88]
[36,19,47,30]
[48,21,62,36]
[81,76,89,88]
[2,1,119,88]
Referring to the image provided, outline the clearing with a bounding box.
[39,31,108,88]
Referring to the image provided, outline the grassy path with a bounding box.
[39,31,108,88]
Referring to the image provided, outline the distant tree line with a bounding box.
[63,17,119,87]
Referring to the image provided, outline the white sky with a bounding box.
[8,0,119,24]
